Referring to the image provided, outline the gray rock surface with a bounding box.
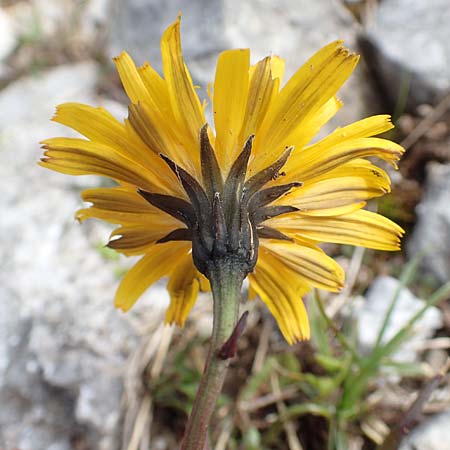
[0,8,16,61]
[357,276,443,363]
[407,163,450,284]
[0,62,170,450]
[108,0,225,78]
[0,7,16,78]
[107,0,374,131]
[400,409,450,450]
[362,0,450,110]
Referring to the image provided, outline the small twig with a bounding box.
[361,0,379,29]
[315,291,359,359]
[271,374,305,450]
[150,325,174,378]
[214,417,233,450]
[378,358,450,450]
[413,337,450,351]
[400,92,450,150]
[126,394,152,450]
[239,385,299,412]
[327,246,365,319]
[251,317,271,373]
[122,323,165,450]
[122,322,174,450]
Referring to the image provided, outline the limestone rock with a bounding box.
[407,163,450,284]
[107,0,374,132]
[400,409,450,450]
[0,61,169,450]
[361,0,450,110]
[357,276,443,363]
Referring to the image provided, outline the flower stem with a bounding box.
[181,259,244,450]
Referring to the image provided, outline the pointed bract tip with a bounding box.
[244,134,255,149]
[217,311,249,360]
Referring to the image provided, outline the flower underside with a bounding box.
[139,125,300,277]
[39,16,405,344]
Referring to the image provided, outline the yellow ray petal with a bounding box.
[199,273,211,292]
[270,209,404,251]
[269,55,285,85]
[303,158,391,185]
[53,103,181,195]
[137,62,172,112]
[115,241,191,311]
[279,162,391,214]
[213,49,250,171]
[248,282,257,301]
[315,114,395,147]
[137,60,202,173]
[161,17,205,152]
[127,101,198,174]
[108,224,180,256]
[260,241,345,292]
[249,252,311,344]
[114,51,152,104]
[287,96,343,149]
[285,137,404,182]
[116,47,201,176]
[166,252,200,326]
[52,103,176,189]
[40,137,158,191]
[76,187,182,226]
[283,114,398,180]
[238,56,280,151]
[53,103,130,151]
[121,118,185,196]
[252,41,359,173]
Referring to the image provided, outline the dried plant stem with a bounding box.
[378,359,450,450]
[400,92,450,150]
[271,373,305,450]
[180,260,244,450]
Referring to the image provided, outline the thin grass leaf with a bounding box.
[380,360,432,378]
[374,252,424,349]
[379,280,450,359]
[309,291,332,356]
[314,354,344,373]
[284,402,332,420]
[340,281,450,412]
[314,290,359,360]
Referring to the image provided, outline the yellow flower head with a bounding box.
[40,17,404,344]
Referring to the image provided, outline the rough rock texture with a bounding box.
[400,409,450,450]
[108,0,225,77]
[357,276,443,363]
[0,62,170,450]
[361,0,450,110]
[107,0,375,132]
[407,163,450,284]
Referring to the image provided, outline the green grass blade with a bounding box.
[373,253,423,349]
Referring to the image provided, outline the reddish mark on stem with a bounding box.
[217,311,249,360]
